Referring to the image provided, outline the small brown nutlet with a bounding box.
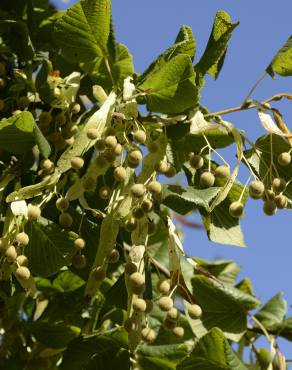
[56,197,69,211]
[92,266,106,281]
[72,254,87,269]
[59,212,73,228]
[108,249,120,264]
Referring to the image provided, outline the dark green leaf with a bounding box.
[266,35,292,77]
[269,317,292,341]
[194,258,240,285]
[255,292,287,328]
[33,124,51,158]
[52,271,85,293]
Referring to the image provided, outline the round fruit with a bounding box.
[165,165,176,178]
[108,249,120,264]
[156,161,169,173]
[278,152,291,166]
[158,296,174,312]
[124,262,138,275]
[132,298,147,312]
[129,272,145,294]
[124,217,137,232]
[27,204,41,221]
[0,238,8,253]
[262,189,276,201]
[56,197,69,211]
[257,348,273,368]
[131,184,145,198]
[16,255,28,266]
[65,136,75,146]
[229,201,244,218]
[86,128,99,140]
[172,326,184,338]
[215,165,230,178]
[249,180,265,199]
[15,266,30,280]
[70,103,81,114]
[70,157,84,170]
[147,180,162,194]
[128,150,142,164]
[272,177,286,194]
[113,166,127,182]
[99,186,112,200]
[59,212,73,228]
[148,141,160,153]
[157,280,170,295]
[72,254,87,269]
[275,194,288,209]
[41,159,54,171]
[83,177,96,192]
[200,172,215,188]
[104,135,117,149]
[163,318,177,331]
[18,96,30,110]
[141,199,153,213]
[188,304,202,320]
[16,232,29,246]
[74,238,86,251]
[114,143,123,156]
[190,154,204,169]
[166,307,179,321]
[263,200,277,216]
[133,130,146,144]
[5,246,17,262]
[141,328,156,343]
[95,139,106,151]
[92,266,106,281]
[132,207,145,219]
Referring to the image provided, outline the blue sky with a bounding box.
[52,0,292,353]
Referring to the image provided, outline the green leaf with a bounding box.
[254,292,287,328]
[161,184,221,214]
[139,25,196,84]
[178,327,249,370]
[195,11,239,79]
[29,322,80,349]
[24,220,78,277]
[33,124,51,158]
[35,59,54,103]
[194,258,240,285]
[235,278,254,296]
[138,54,199,114]
[54,0,111,62]
[266,35,292,77]
[192,275,260,340]
[269,317,292,341]
[53,271,85,293]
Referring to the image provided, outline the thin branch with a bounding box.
[205,93,292,119]
[242,71,268,104]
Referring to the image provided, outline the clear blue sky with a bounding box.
[52,0,292,352]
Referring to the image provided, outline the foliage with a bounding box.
[0,0,291,369]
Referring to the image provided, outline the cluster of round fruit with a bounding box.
[277,151,291,167]
[189,152,230,188]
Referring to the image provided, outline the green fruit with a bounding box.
[92,266,106,281]
[200,172,215,188]
[163,318,177,331]
[188,304,202,319]
[27,204,41,221]
[156,161,169,173]
[113,166,127,182]
[215,165,230,178]
[141,199,153,213]
[83,177,96,192]
[124,262,137,275]
[74,238,86,251]
[131,184,145,198]
[275,194,288,209]
[132,207,145,219]
[72,254,86,269]
[148,141,160,153]
[70,103,81,114]
[86,128,99,140]
[18,96,30,109]
[124,217,138,232]
[172,326,184,338]
[165,165,176,178]
[5,246,17,262]
[16,232,29,246]
[263,200,277,216]
[166,307,179,321]
[104,135,117,149]
[278,152,291,166]
[99,186,112,199]
[15,266,30,280]
[70,156,84,170]
[59,212,73,228]
[40,159,54,172]
[157,280,170,295]
[56,197,69,211]
[141,327,156,343]
[113,143,123,156]
[132,298,147,312]
[190,154,204,169]
[256,348,273,368]
[147,180,162,194]
[129,272,145,294]
[229,201,244,218]
[16,255,28,266]
[158,296,173,312]
[133,130,146,144]
[108,249,120,264]
[39,111,52,126]
[128,150,142,164]
[0,238,8,253]
[249,180,265,199]
[95,139,106,151]
[272,177,286,193]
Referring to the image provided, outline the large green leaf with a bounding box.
[161,184,221,214]
[269,317,292,341]
[195,11,239,79]
[178,327,249,370]
[192,275,260,340]
[194,258,240,285]
[266,35,292,77]
[138,54,199,114]
[24,220,78,277]
[52,271,85,293]
[254,292,287,328]
[54,0,111,62]
[139,25,196,84]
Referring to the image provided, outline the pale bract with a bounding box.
[11,200,28,217]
